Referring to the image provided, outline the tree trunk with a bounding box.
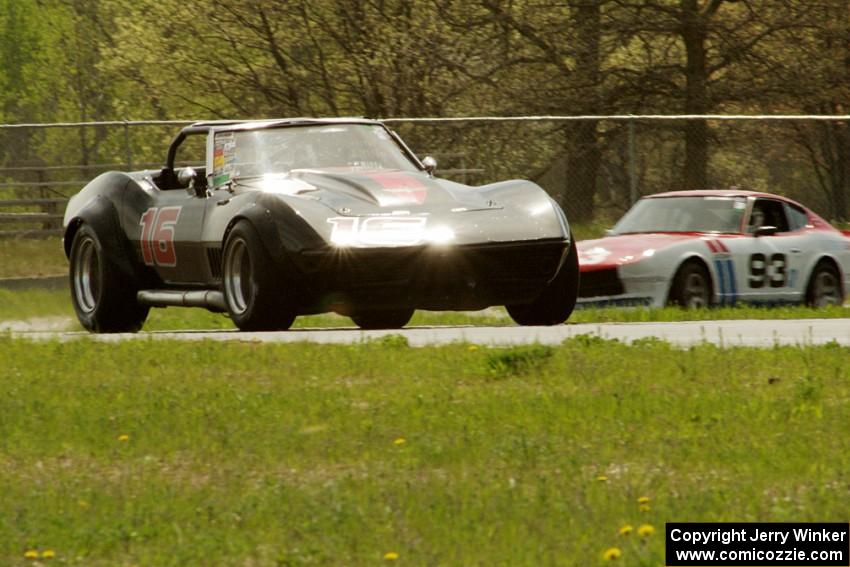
[563,0,601,221]
[830,121,850,220]
[681,0,709,190]
[564,120,601,221]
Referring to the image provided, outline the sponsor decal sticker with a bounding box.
[365,172,428,205]
[212,132,236,186]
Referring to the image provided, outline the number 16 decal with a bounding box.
[140,206,182,267]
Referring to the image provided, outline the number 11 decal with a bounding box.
[140,206,182,267]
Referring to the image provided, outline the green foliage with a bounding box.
[366,333,410,348]
[485,344,554,378]
[567,333,621,347]
[0,0,843,220]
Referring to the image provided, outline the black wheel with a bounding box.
[506,235,579,326]
[223,220,296,331]
[806,261,843,307]
[350,309,414,330]
[69,224,149,333]
[668,261,712,308]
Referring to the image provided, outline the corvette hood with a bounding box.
[256,168,499,215]
[578,233,700,270]
[236,169,568,247]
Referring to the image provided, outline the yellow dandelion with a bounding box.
[383,551,399,561]
[596,475,608,482]
[24,550,39,559]
[393,438,406,445]
[602,547,622,561]
[638,524,655,537]
[467,345,479,352]
[637,496,650,505]
[41,550,56,559]
[118,434,130,442]
[639,504,651,512]
[619,524,634,536]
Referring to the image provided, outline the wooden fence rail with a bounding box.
[0,159,168,239]
[0,180,74,239]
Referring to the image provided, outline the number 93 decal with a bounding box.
[139,206,182,267]
[748,252,786,288]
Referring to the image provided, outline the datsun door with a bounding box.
[722,198,806,304]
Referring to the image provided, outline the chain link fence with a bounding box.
[1,116,848,237]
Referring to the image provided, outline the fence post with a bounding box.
[37,166,58,231]
[123,119,133,170]
[628,119,638,205]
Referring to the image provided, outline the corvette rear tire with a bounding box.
[351,309,414,330]
[668,260,712,308]
[223,220,296,331]
[69,224,149,333]
[506,235,579,326]
[805,261,842,307]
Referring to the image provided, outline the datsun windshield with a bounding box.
[612,196,747,234]
[212,124,418,185]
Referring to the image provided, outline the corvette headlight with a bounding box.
[424,226,455,244]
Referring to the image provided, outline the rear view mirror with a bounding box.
[422,156,437,176]
[178,167,197,187]
[754,225,778,237]
[179,167,205,197]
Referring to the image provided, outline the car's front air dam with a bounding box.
[297,239,569,311]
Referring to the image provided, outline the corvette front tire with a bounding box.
[223,220,296,331]
[351,309,414,330]
[506,235,579,326]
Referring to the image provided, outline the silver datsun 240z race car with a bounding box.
[64,118,578,332]
[578,190,850,308]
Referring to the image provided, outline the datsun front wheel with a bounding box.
[668,261,712,308]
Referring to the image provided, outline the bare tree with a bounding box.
[611,0,810,189]
[476,0,610,221]
[780,1,850,219]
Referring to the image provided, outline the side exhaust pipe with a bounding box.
[137,289,226,312]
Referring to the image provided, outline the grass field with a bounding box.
[0,337,848,565]
[0,238,67,278]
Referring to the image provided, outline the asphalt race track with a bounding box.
[14,318,850,347]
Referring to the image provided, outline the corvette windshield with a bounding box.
[212,124,418,184]
[612,196,746,234]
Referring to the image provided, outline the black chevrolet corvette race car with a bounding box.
[63,118,578,332]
